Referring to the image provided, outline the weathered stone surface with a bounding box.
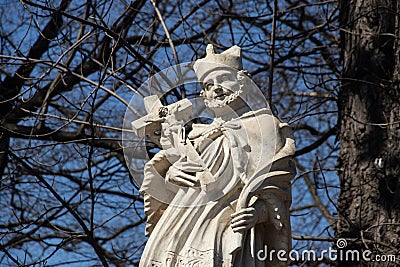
[133,45,296,266]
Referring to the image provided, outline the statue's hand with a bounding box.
[230,207,259,233]
[164,103,184,126]
[165,164,201,187]
[160,104,186,148]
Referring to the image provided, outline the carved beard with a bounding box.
[203,86,244,111]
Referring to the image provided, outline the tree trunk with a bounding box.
[337,0,400,266]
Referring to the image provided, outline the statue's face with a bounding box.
[144,121,162,147]
[201,68,240,102]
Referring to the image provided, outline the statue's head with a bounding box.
[193,44,250,112]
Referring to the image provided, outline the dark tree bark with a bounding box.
[337,0,400,265]
[0,0,341,264]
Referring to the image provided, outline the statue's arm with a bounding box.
[143,192,168,236]
[230,199,268,233]
[232,115,295,231]
[141,150,179,236]
[230,185,290,233]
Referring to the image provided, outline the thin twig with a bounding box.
[150,0,179,65]
[268,0,278,103]
[292,234,334,241]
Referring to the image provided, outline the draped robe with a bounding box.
[139,108,296,267]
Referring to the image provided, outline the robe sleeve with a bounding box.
[141,149,179,236]
[248,121,296,253]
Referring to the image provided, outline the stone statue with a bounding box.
[133,44,296,266]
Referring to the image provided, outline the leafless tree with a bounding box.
[337,0,400,266]
[0,0,341,266]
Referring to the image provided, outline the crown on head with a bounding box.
[193,44,243,80]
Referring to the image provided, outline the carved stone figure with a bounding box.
[133,44,296,266]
